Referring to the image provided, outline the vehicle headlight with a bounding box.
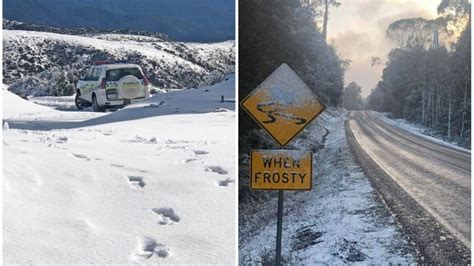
[106,89,118,100]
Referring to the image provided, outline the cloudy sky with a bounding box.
[327,0,440,97]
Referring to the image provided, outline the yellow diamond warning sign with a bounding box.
[250,150,312,190]
[241,63,325,147]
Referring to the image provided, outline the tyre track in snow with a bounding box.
[346,111,471,264]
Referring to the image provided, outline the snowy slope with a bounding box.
[3,29,235,96]
[3,76,236,264]
[3,85,52,118]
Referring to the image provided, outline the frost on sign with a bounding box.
[250,150,312,190]
[241,63,325,146]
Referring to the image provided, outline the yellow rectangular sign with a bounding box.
[250,150,312,190]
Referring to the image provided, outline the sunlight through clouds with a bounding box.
[328,0,440,96]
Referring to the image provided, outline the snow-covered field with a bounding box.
[378,112,471,153]
[239,109,416,264]
[3,76,236,264]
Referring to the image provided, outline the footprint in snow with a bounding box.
[128,176,146,188]
[72,153,90,160]
[121,136,156,144]
[131,237,170,262]
[152,208,180,225]
[193,150,209,155]
[110,163,125,168]
[176,158,197,164]
[167,145,186,149]
[214,178,234,187]
[55,136,68,143]
[205,166,228,175]
[102,131,114,136]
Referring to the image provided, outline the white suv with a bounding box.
[75,62,150,111]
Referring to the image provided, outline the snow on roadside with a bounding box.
[239,109,416,264]
[377,112,470,153]
[3,76,236,264]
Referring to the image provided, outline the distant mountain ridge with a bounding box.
[3,19,171,40]
[3,0,235,42]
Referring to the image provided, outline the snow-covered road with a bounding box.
[346,111,471,264]
[3,76,236,264]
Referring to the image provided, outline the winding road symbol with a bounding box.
[256,102,307,125]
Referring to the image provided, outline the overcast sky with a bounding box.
[327,0,440,97]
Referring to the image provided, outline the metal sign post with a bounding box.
[241,63,325,266]
[276,190,284,265]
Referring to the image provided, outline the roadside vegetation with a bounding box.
[367,0,471,148]
[238,0,347,201]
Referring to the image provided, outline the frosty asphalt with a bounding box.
[346,111,471,264]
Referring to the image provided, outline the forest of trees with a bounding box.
[239,0,346,204]
[368,0,471,148]
[239,0,346,134]
[342,81,363,110]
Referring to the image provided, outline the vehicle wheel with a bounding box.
[92,95,103,112]
[75,93,84,110]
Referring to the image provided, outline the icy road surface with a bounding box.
[3,76,236,264]
[347,111,471,263]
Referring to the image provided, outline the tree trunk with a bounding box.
[435,84,440,128]
[430,86,434,128]
[422,66,426,125]
[322,0,329,40]
[448,87,452,140]
[460,81,468,139]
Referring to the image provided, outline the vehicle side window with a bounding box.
[84,68,93,81]
[106,69,121,81]
[91,68,102,81]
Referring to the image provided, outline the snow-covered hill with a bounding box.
[3,76,236,264]
[3,29,235,97]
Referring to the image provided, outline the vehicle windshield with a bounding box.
[106,68,143,81]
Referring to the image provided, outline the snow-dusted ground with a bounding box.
[378,112,471,153]
[3,76,236,264]
[239,109,416,264]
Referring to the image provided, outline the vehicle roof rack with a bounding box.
[93,61,109,65]
[93,60,129,65]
